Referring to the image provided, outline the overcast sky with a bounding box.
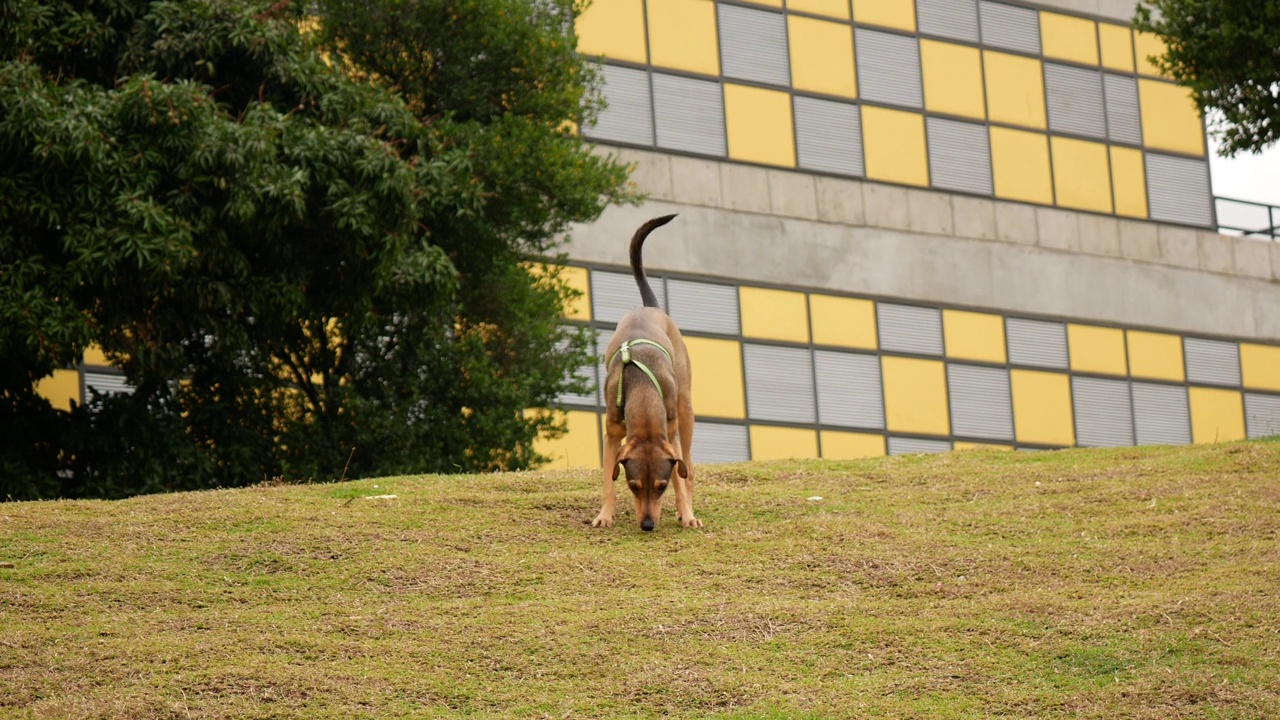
[1208,138,1280,207]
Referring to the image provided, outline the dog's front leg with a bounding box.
[592,427,623,528]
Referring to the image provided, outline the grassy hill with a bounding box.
[3,441,1279,719]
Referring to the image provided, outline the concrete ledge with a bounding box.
[594,146,1279,288]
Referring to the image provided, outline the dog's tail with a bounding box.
[629,214,677,309]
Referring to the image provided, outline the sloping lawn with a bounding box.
[2,441,1278,718]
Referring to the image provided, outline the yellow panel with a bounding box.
[881,356,950,436]
[920,40,985,120]
[684,337,746,419]
[1010,370,1075,446]
[562,266,591,321]
[1134,30,1169,78]
[1098,23,1135,73]
[1040,12,1098,66]
[575,0,647,63]
[787,0,849,20]
[740,287,810,343]
[1139,79,1205,157]
[788,16,857,99]
[34,369,80,412]
[810,294,877,350]
[853,0,915,31]
[1110,146,1148,219]
[862,106,929,187]
[942,309,1006,364]
[820,430,885,459]
[647,0,719,76]
[83,343,109,366]
[954,441,1013,451]
[1051,136,1113,213]
[989,126,1053,204]
[1067,324,1127,376]
[1127,330,1185,382]
[1189,388,1246,445]
[983,51,1046,130]
[751,425,819,461]
[739,0,783,6]
[724,84,797,168]
[534,410,601,469]
[1240,343,1280,392]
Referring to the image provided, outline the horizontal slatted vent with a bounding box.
[794,96,864,177]
[1103,74,1142,145]
[591,270,666,324]
[556,330,598,407]
[927,117,993,195]
[855,29,923,108]
[888,437,952,455]
[814,351,884,429]
[584,65,653,146]
[878,303,943,356]
[1146,153,1214,227]
[652,73,726,157]
[1073,376,1134,447]
[1007,318,1068,369]
[83,371,132,397]
[1132,382,1191,445]
[1244,393,1280,440]
[947,364,1013,440]
[595,327,615,406]
[744,344,816,423]
[1184,338,1241,387]
[666,279,739,335]
[718,4,790,87]
[917,0,980,42]
[979,1,1040,54]
[693,422,751,463]
[1045,63,1106,139]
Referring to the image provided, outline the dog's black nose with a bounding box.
[641,518,655,532]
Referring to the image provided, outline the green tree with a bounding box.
[0,0,633,500]
[1134,0,1280,156]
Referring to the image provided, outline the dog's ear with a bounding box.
[613,441,636,481]
[661,442,688,479]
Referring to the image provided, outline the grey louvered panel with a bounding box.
[1072,376,1134,447]
[83,371,133,397]
[888,437,951,455]
[556,329,598,407]
[877,303,943,356]
[814,351,884,429]
[979,1,1040,54]
[652,73,726,157]
[583,65,654,146]
[591,269,666,325]
[927,117,993,195]
[794,96,864,177]
[1045,64,1106,139]
[595,326,615,406]
[1006,318,1068,369]
[719,4,790,87]
[1103,74,1142,145]
[947,364,1013,440]
[744,344,816,424]
[665,278,740,335]
[1147,153,1214,227]
[855,29,923,109]
[693,422,750,463]
[917,0,979,42]
[1244,393,1280,440]
[1132,382,1191,446]
[1184,338,1241,387]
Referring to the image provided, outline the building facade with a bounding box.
[536,0,1280,467]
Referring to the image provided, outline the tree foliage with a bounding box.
[1134,0,1280,156]
[0,0,634,499]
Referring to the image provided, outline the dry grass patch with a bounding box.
[2,442,1279,718]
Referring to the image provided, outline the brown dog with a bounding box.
[592,215,700,531]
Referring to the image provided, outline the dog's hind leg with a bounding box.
[674,395,702,528]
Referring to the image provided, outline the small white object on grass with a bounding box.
[807,496,823,502]
[363,494,398,500]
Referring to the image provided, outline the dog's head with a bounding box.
[613,439,687,531]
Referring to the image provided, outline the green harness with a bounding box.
[609,338,672,410]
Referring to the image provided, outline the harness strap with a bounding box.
[610,339,671,410]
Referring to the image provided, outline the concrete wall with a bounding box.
[1034,0,1137,22]
[567,148,1280,343]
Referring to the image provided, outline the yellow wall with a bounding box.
[1127,330,1185,382]
[810,295,877,349]
[787,0,849,20]
[34,369,81,412]
[1134,30,1169,78]
[1040,12,1098,66]
[820,430,885,459]
[990,126,1053,205]
[751,425,819,460]
[862,106,929,187]
[646,0,720,76]
[534,410,601,469]
[740,287,810,343]
[882,356,950,436]
[1010,370,1075,446]
[984,51,1047,130]
[1098,23,1135,73]
[789,16,857,98]
[1240,343,1280,392]
[725,84,797,168]
[943,310,1006,364]
[1067,324,1127,376]
[1110,146,1149,219]
[1189,388,1246,444]
[684,337,747,419]
[575,0,647,63]
[921,40,986,120]
[1051,137,1113,214]
[853,0,914,31]
[1139,80,1205,157]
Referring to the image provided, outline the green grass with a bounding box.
[2,442,1279,718]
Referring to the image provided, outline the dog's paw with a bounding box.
[681,516,704,529]
[591,513,615,528]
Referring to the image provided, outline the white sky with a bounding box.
[1208,137,1280,207]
